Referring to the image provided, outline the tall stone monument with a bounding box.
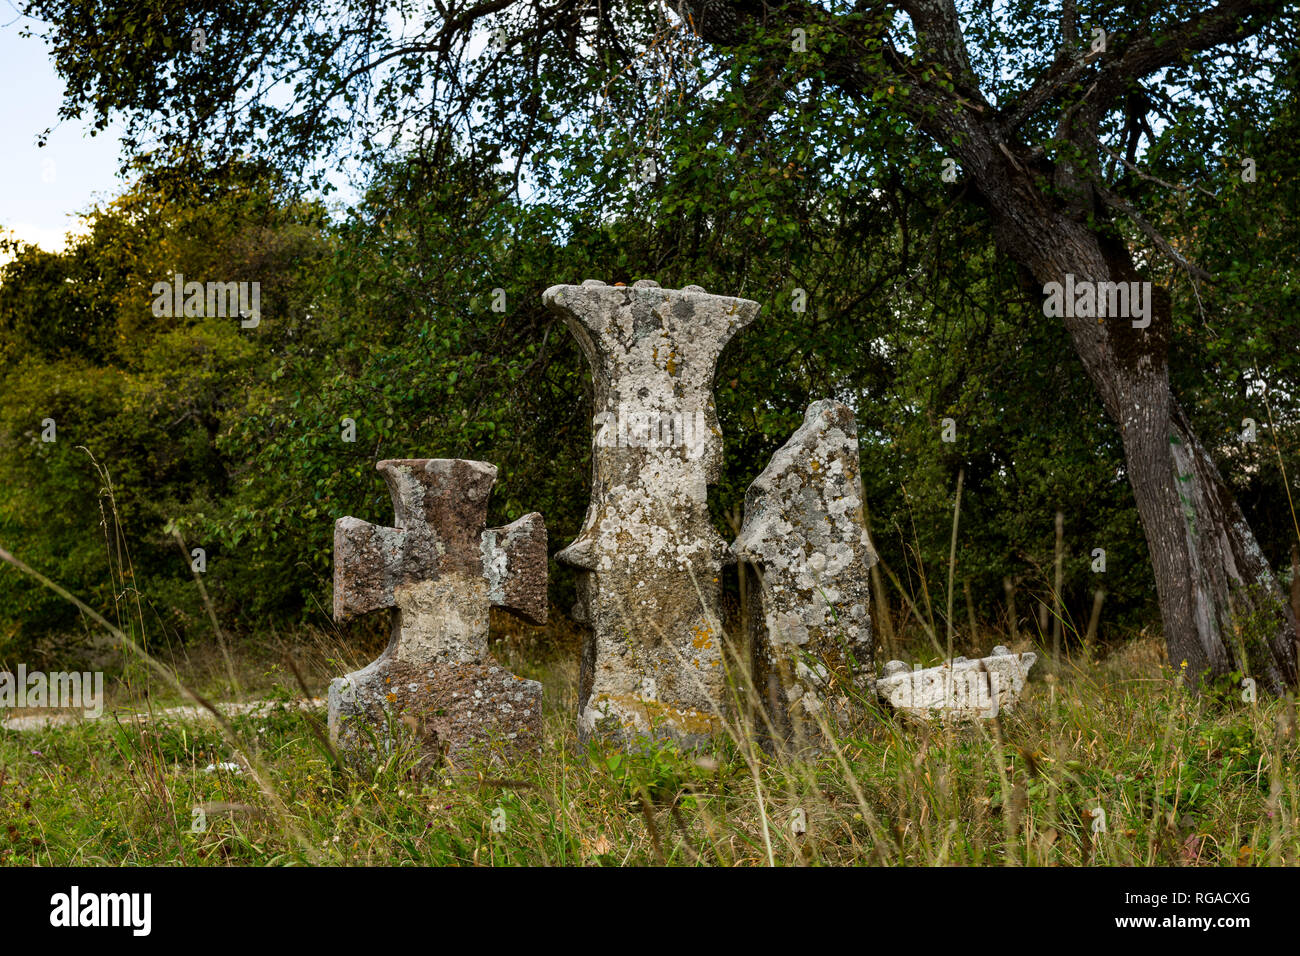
[543,280,760,747]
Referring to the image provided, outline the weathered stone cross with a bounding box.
[542,279,760,747]
[328,458,548,769]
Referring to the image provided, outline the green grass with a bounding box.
[4,451,1294,866]
[2,631,1296,866]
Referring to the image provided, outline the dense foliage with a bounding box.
[3,1,1298,662]
[5,141,1292,659]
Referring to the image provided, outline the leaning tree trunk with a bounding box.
[990,197,1299,692]
[680,0,1300,692]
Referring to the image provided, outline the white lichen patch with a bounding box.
[392,574,490,665]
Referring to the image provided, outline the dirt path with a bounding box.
[1,698,325,732]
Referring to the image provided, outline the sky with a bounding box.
[0,6,127,257]
[0,5,435,266]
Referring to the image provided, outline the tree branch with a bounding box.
[1093,0,1286,105]
[1095,181,1213,282]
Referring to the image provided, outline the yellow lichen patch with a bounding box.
[690,625,714,650]
[591,694,720,736]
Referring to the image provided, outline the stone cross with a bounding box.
[542,280,760,747]
[329,458,547,769]
[732,400,877,751]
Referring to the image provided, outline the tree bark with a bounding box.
[680,0,1300,691]
[874,27,1300,691]
[972,179,1299,692]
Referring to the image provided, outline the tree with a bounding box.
[22,0,1300,690]
[0,162,330,652]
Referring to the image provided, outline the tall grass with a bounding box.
[2,629,1296,865]
[0,461,1296,866]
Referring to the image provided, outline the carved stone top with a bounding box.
[333,459,547,645]
[542,281,760,486]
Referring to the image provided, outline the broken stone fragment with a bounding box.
[329,458,548,771]
[732,400,877,751]
[542,280,760,748]
[876,647,1038,723]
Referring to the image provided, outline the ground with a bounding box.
[0,623,1296,866]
